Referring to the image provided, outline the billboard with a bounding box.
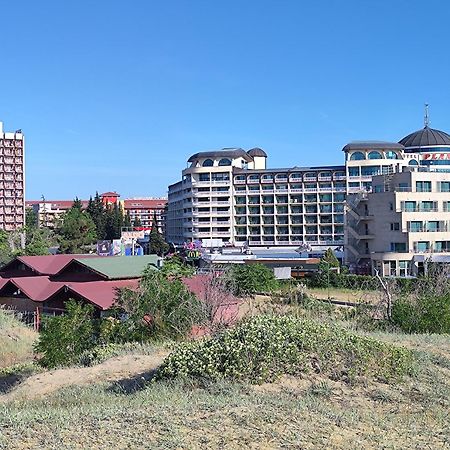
[97,240,112,256]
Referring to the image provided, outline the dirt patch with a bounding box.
[0,351,168,403]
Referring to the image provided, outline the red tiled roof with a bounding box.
[100,192,120,197]
[3,255,97,276]
[123,198,167,210]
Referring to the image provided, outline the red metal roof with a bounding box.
[0,277,64,301]
[12,255,96,276]
[66,279,139,310]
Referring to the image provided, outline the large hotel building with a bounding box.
[167,119,450,276]
[0,122,25,231]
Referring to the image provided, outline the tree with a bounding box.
[319,248,340,270]
[72,197,83,210]
[132,216,142,228]
[149,212,169,256]
[25,207,39,229]
[104,203,123,240]
[0,230,13,265]
[86,193,106,240]
[124,211,132,228]
[57,205,97,253]
[225,263,278,296]
[24,227,54,256]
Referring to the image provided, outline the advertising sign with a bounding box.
[97,240,112,256]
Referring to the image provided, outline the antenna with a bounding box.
[424,103,430,127]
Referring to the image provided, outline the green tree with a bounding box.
[72,197,83,210]
[57,205,97,253]
[25,207,39,229]
[124,211,132,228]
[132,216,142,227]
[226,263,278,296]
[104,203,123,240]
[160,255,195,279]
[149,212,169,256]
[35,300,98,368]
[0,230,13,265]
[319,248,340,270]
[24,227,54,256]
[86,193,106,240]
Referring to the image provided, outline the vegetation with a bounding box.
[115,267,206,341]
[149,212,169,256]
[0,310,37,369]
[225,263,279,296]
[159,255,195,279]
[35,301,98,368]
[156,314,415,384]
[56,202,97,253]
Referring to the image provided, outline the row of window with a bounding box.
[349,151,399,161]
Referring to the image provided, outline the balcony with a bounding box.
[234,179,246,184]
[318,176,332,181]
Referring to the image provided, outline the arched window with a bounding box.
[350,152,365,161]
[385,151,398,159]
[368,151,382,160]
[408,159,419,166]
[218,158,232,166]
[202,159,214,167]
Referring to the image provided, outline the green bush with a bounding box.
[35,300,98,368]
[156,315,415,384]
[392,293,450,334]
[115,268,206,341]
[225,263,279,296]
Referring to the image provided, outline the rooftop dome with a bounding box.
[399,126,450,148]
[247,147,267,157]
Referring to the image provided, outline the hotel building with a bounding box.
[0,122,25,231]
[167,148,346,255]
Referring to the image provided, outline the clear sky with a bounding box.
[1,0,449,200]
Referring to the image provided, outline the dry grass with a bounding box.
[0,302,449,449]
[0,311,37,369]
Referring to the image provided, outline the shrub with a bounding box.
[156,315,415,384]
[35,300,98,368]
[115,268,206,341]
[392,293,450,334]
[225,263,279,296]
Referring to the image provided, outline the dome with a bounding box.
[399,126,450,148]
[247,147,267,158]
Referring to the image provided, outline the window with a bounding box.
[361,166,381,176]
[434,241,450,252]
[390,202,394,211]
[389,261,397,276]
[218,158,232,166]
[202,159,214,167]
[199,173,210,181]
[390,223,400,231]
[403,201,416,212]
[414,241,430,252]
[385,151,398,159]
[408,221,423,232]
[212,172,230,181]
[350,152,365,160]
[408,159,419,166]
[348,167,360,177]
[426,221,440,232]
[416,181,432,192]
[368,151,382,159]
[440,181,450,192]
[420,201,435,211]
[399,261,408,277]
[390,243,407,252]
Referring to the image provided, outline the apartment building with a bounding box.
[123,198,167,234]
[347,169,450,277]
[0,122,25,231]
[27,200,89,228]
[167,148,346,254]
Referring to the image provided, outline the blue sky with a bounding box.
[1,0,450,200]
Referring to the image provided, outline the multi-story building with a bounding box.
[27,194,167,233]
[167,148,346,255]
[345,121,450,273]
[123,198,167,234]
[347,169,450,277]
[0,122,25,231]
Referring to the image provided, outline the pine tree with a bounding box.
[132,216,142,228]
[86,192,106,240]
[57,205,97,254]
[124,211,132,228]
[72,197,83,210]
[149,212,168,256]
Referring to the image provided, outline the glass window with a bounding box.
[399,261,409,277]
[426,221,439,232]
[218,158,232,166]
[385,151,398,159]
[361,166,381,176]
[390,243,407,252]
[199,173,210,181]
[416,181,432,192]
[420,201,435,211]
[390,223,400,231]
[415,241,430,252]
[202,159,214,167]
[404,201,416,212]
[348,167,360,177]
[350,152,365,160]
[409,221,423,232]
[440,182,450,192]
[408,159,419,166]
[368,151,382,159]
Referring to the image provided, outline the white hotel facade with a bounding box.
[167,121,450,275]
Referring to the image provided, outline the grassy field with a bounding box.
[0,310,37,369]
[0,305,449,449]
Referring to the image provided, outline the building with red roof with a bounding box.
[0,254,159,315]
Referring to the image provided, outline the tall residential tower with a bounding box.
[0,122,25,231]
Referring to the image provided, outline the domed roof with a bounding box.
[247,147,267,157]
[399,126,450,148]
